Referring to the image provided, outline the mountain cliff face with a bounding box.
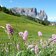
[36,10,48,21]
[11,8,37,17]
[10,8,47,21]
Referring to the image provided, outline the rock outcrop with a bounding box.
[11,8,48,21]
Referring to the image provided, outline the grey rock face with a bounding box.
[11,8,47,21]
[36,10,48,21]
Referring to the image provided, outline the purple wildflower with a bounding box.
[6,24,13,35]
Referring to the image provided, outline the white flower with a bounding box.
[27,45,34,49]
[18,32,23,37]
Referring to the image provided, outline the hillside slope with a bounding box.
[0,12,56,42]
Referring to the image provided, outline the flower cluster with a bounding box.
[51,34,56,42]
[18,30,28,41]
[27,44,39,54]
[1,24,56,56]
[6,24,13,35]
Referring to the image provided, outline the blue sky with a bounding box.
[0,0,56,22]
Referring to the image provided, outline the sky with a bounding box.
[0,0,56,22]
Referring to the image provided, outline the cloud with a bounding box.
[48,16,56,22]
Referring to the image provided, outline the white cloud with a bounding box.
[48,16,56,22]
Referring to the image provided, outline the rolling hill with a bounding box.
[0,12,56,56]
[0,12,56,42]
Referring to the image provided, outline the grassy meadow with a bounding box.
[0,12,56,56]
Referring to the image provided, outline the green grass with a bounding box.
[0,12,56,56]
[0,12,56,40]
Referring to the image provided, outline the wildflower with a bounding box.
[18,32,23,37]
[6,24,13,35]
[47,34,56,46]
[18,30,28,43]
[27,45,34,49]
[38,31,42,37]
[34,45,39,54]
[52,34,56,42]
[23,30,28,41]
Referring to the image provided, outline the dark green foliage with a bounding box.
[16,49,35,56]
[42,20,50,25]
[0,6,2,11]
[13,13,21,17]
[8,9,14,15]
[2,7,9,14]
[0,6,21,17]
[26,16,35,21]
[42,15,50,25]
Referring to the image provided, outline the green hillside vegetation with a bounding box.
[0,12,56,41]
[0,12,56,56]
[0,6,50,25]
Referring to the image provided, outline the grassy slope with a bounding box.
[0,12,56,43]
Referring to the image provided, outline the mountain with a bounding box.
[10,8,37,18]
[10,8,48,21]
[36,10,48,21]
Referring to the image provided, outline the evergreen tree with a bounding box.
[0,6,2,11]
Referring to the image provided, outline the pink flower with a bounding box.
[6,24,13,35]
[38,31,42,37]
[23,30,28,41]
[48,34,56,45]
[18,32,23,37]
[18,30,28,41]
[34,45,39,54]
[52,34,56,42]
